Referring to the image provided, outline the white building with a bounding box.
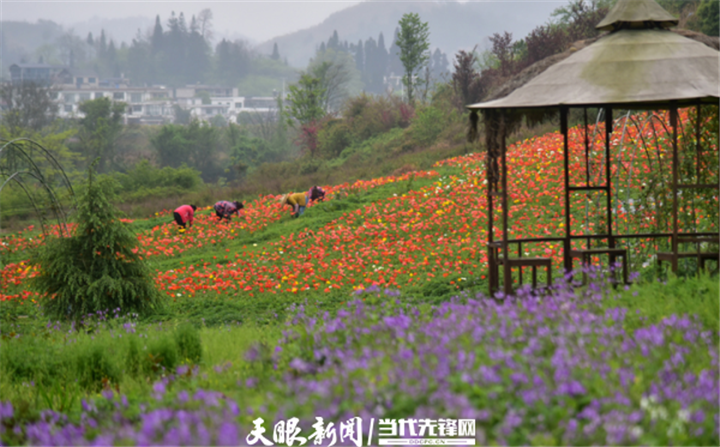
[4,69,284,125]
[55,86,174,124]
[182,96,280,123]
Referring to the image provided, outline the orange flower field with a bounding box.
[1,110,717,304]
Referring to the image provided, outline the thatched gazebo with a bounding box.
[468,0,719,296]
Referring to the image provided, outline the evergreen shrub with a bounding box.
[32,163,161,320]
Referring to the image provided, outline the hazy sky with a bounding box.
[1,1,572,45]
[2,0,367,43]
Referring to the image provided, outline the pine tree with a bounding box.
[178,12,188,35]
[378,32,390,74]
[355,39,364,74]
[107,40,117,64]
[32,162,162,320]
[328,30,340,50]
[152,15,164,54]
[271,42,280,60]
[98,30,107,59]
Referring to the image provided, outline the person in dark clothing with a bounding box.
[307,186,326,205]
[214,200,244,221]
[174,204,197,229]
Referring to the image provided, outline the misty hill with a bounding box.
[0,16,255,78]
[0,18,152,70]
[256,0,560,68]
[1,20,64,67]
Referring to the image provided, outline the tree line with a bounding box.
[314,28,449,96]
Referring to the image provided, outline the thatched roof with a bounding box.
[481,29,719,106]
[596,0,678,31]
[469,0,719,111]
[469,28,719,110]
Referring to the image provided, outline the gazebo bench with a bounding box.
[657,251,719,271]
[569,248,628,285]
[658,235,719,271]
[496,256,553,290]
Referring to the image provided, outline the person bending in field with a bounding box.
[214,200,244,221]
[307,186,326,205]
[173,204,196,229]
[280,192,308,218]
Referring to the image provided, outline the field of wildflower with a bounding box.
[0,109,717,445]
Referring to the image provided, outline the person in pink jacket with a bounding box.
[173,204,197,229]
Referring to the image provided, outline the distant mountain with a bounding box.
[256,0,562,68]
[1,20,65,70]
[0,17,153,76]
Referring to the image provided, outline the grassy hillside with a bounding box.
[0,105,718,445]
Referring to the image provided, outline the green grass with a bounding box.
[612,272,719,333]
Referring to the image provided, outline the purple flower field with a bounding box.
[1,276,718,446]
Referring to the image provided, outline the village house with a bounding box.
[5,64,283,125]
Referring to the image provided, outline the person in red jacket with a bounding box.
[173,204,197,229]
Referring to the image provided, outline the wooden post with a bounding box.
[584,108,591,250]
[561,106,572,274]
[501,111,511,296]
[606,107,614,249]
[671,104,679,272]
[696,102,702,183]
[486,110,496,297]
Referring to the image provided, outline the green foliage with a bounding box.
[31,163,161,320]
[551,0,613,24]
[308,49,364,113]
[344,94,415,139]
[411,105,445,146]
[0,335,70,385]
[697,0,719,36]
[104,160,203,203]
[125,337,142,377]
[144,335,179,375]
[173,105,192,125]
[612,272,719,332]
[396,13,431,105]
[0,126,82,223]
[229,130,271,167]
[286,73,327,126]
[76,344,120,391]
[77,97,126,173]
[298,157,323,175]
[317,118,353,158]
[0,81,59,133]
[151,120,222,181]
[209,114,228,128]
[174,323,203,364]
[113,160,202,192]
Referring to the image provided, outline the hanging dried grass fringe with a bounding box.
[467,110,479,143]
